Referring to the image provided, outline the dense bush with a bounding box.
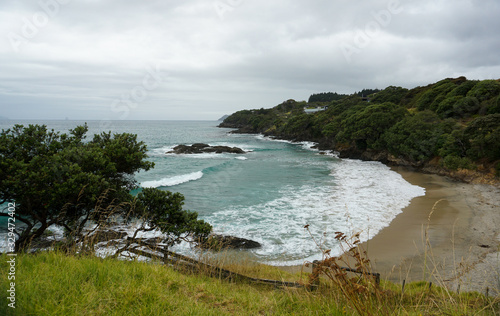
[446,80,477,97]
[0,124,211,251]
[436,96,463,118]
[335,102,407,150]
[467,80,500,102]
[463,114,500,161]
[416,81,456,111]
[370,86,408,105]
[383,111,446,163]
[308,92,347,103]
[220,77,500,175]
[442,155,476,170]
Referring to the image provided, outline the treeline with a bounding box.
[308,92,347,103]
[308,89,380,103]
[219,77,500,179]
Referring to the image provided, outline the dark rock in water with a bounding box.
[199,234,261,250]
[168,144,245,155]
[191,143,210,148]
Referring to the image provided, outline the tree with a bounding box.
[463,114,500,161]
[370,86,408,105]
[113,188,212,256]
[382,111,447,164]
[336,102,407,150]
[0,124,210,252]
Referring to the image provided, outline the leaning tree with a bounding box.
[0,124,211,252]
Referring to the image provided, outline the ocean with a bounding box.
[0,120,425,265]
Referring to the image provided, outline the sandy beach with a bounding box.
[362,166,500,295]
[281,166,500,296]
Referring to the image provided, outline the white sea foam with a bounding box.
[141,171,203,188]
[255,135,320,152]
[298,141,318,151]
[204,159,425,266]
[255,134,294,144]
[150,145,176,157]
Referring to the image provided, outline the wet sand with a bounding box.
[281,166,500,295]
[368,166,500,295]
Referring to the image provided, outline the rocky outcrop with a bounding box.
[167,143,245,154]
[198,234,262,250]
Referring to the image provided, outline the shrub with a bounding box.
[383,111,445,163]
[453,96,480,118]
[442,155,476,170]
[446,80,477,97]
[436,96,463,118]
[467,80,500,102]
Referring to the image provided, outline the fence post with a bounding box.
[310,260,320,291]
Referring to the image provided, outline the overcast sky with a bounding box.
[1,0,499,120]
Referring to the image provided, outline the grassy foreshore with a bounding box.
[2,250,499,315]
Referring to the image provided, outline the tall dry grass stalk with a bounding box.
[305,228,391,315]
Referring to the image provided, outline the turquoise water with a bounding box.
[0,120,425,265]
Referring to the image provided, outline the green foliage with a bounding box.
[416,80,456,111]
[437,96,480,119]
[442,155,476,170]
[355,88,381,97]
[275,99,306,112]
[446,79,477,97]
[0,124,149,250]
[453,96,480,118]
[466,80,500,102]
[438,128,469,158]
[486,94,500,114]
[436,96,463,118]
[325,95,364,116]
[0,124,209,252]
[278,113,313,139]
[463,114,500,160]
[135,188,212,247]
[221,77,500,175]
[383,111,447,163]
[370,86,408,105]
[336,102,407,150]
[308,92,347,103]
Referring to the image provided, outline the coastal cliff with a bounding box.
[219,77,500,184]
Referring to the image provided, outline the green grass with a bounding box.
[0,252,341,315]
[0,251,498,315]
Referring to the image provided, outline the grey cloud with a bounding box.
[0,0,498,120]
